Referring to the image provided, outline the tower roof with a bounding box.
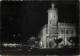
[51,3,55,9]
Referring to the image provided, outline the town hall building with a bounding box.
[38,3,76,49]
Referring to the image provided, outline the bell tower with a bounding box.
[47,3,58,48]
[48,3,58,35]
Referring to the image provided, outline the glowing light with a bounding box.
[13,35,15,37]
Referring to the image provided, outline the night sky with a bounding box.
[1,1,79,43]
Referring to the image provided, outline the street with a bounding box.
[1,47,79,55]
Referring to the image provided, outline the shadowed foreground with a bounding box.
[1,47,79,55]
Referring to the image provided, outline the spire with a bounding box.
[51,3,55,9]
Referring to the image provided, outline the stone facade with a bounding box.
[58,23,76,48]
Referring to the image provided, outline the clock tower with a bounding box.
[48,3,58,35]
[47,3,58,48]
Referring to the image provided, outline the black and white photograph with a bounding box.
[0,0,80,55]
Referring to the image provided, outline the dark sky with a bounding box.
[1,1,79,42]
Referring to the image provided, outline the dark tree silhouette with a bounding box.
[28,36,39,48]
[67,37,78,47]
[54,38,62,48]
[28,37,36,46]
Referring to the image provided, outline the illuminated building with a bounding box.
[38,3,76,48]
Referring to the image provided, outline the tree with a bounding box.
[54,38,62,48]
[28,36,39,48]
[67,37,78,47]
[28,36,35,46]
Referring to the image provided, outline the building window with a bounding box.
[50,20,51,24]
[54,16,55,18]
[71,30,73,34]
[49,42,52,48]
[66,30,69,34]
[67,37,69,40]
[61,30,64,34]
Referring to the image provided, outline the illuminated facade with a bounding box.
[58,23,76,48]
[38,3,76,48]
[39,24,48,48]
